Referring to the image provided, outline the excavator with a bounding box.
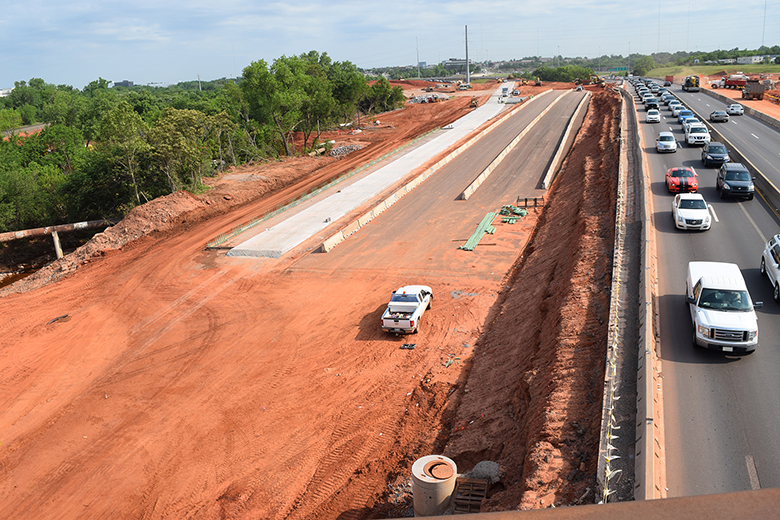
[470,96,479,108]
[589,74,606,87]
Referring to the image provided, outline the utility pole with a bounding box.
[465,25,470,85]
[628,42,631,75]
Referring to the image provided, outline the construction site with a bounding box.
[3,75,779,518]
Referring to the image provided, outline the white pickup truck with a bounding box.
[686,262,762,353]
[381,285,433,334]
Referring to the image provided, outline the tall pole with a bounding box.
[762,0,768,48]
[465,25,470,85]
[416,36,420,79]
[628,42,631,76]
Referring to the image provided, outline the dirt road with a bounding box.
[0,83,618,518]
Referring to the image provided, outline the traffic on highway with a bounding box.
[629,77,780,497]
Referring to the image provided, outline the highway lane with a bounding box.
[670,85,780,187]
[632,85,780,498]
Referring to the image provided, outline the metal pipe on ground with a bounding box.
[0,219,118,243]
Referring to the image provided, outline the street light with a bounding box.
[628,42,631,75]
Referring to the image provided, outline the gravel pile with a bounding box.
[328,144,363,157]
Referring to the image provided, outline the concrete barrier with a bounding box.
[700,88,780,132]
[618,87,665,501]
[541,92,591,189]
[460,90,563,200]
[320,91,552,252]
[684,101,780,216]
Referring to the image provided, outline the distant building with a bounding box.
[718,58,735,64]
[0,88,12,98]
[418,61,427,68]
[737,56,763,64]
[113,80,134,87]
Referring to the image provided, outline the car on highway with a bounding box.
[646,98,660,110]
[685,123,711,146]
[646,109,661,123]
[656,132,678,153]
[760,234,780,301]
[683,118,701,132]
[662,94,676,104]
[710,110,729,122]
[717,163,754,200]
[641,93,654,104]
[664,80,672,86]
[672,193,711,231]
[701,142,731,167]
[678,110,695,124]
[666,166,698,193]
[727,103,744,115]
[671,104,686,116]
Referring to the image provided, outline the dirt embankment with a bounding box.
[443,90,620,510]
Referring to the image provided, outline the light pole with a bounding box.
[628,42,631,76]
[558,45,560,68]
[599,46,601,73]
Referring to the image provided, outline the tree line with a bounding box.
[0,51,405,233]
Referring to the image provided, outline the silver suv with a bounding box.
[760,234,780,301]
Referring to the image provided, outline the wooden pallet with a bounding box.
[452,477,489,514]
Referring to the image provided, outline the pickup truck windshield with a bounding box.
[391,293,420,303]
[699,289,752,311]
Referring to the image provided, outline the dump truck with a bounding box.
[742,79,765,100]
[683,75,700,92]
[711,75,747,89]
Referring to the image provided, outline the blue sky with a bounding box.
[1,1,777,89]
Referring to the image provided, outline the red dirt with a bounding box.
[1,87,618,519]
[702,75,780,119]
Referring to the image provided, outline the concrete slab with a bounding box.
[228,84,518,259]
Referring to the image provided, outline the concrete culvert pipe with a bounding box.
[411,455,458,516]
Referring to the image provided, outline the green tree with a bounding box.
[358,78,405,115]
[147,108,216,193]
[632,55,656,77]
[97,101,151,204]
[0,109,23,133]
[240,56,308,156]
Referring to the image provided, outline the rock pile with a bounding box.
[328,144,363,157]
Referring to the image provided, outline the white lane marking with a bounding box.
[751,133,759,139]
[708,204,719,223]
[739,203,767,244]
[746,455,761,490]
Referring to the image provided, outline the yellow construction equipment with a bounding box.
[470,96,479,108]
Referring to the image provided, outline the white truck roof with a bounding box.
[689,262,747,291]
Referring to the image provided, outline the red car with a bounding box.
[666,167,698,193]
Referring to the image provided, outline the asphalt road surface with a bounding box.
[633,85,780,498]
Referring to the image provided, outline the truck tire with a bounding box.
[774,283,780,303]
[760,257,767,275]
[692,329,699,348]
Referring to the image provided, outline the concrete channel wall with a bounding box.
[460,91,563,200]
[319,90,553,253]
[541,92,591,189]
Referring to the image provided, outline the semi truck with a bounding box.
[686,262,761,353]
[683,75,701,92]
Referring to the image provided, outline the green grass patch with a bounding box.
[648,64,780,78]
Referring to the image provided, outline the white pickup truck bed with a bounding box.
[381,285,433,334]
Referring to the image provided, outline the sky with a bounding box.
[1,1,778,90]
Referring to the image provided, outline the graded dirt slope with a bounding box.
[1,86,618,519]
